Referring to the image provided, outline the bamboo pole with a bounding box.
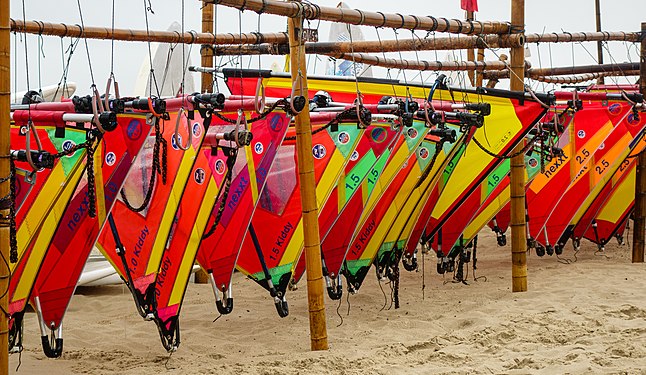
[534,71,639,84]
[466,11,476,86]
[287,1,328,351]
[482,62,639,80]
[632,22,646,264]
[207,0,512,35]
[321,52,510,72]
[195,1,214,285]
[476,48,485,86]
[525,31,639,43]
[509,0,527,292]
[9,19,287,45]
[0,0,10,370]
[595,0,605,84]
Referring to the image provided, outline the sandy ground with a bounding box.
[8,229,646,374]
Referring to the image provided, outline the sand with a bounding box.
[9,229,646,374]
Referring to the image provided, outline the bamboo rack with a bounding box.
[207,0,512,35]
[633,21,646,264]
[509,0,528,293]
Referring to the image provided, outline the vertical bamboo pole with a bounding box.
[476,48,485,87]
[287,2,329,351]
[509,0,527,292]
[632,22,646,263]
[466,10,476,86]
[594,0,605,84]
[0,0,10,370]
[195,1,215,284]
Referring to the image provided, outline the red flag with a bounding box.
[461,0,478,12]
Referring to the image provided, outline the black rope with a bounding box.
[202,147,239,239]
[51,132,101,218]
[120,118,168,212]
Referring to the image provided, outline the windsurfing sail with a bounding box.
[7,119,89,352]
[26,112,152,358]
[235,118,364,315]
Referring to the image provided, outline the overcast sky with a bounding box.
[9,0,645,97]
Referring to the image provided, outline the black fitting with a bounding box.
[98,112,118,132]
[194,92,226,109]
[464,102,491,116]
[429,127,457,143]
[129,97,167,114]
[13,150,56,169]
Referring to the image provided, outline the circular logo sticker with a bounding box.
[608,103,622,115]
[598,142,605,150]
[627,113,640,126]
[577,130,586,139]
[407,128,418,139]
[312,144,327,159]
[19,126,27,135]
[62,140,76,157]
[254,142,264,154]
[269,114,283,132]
[350,150,360,161]
[127,120,142,140]
[105,152,116,166]
[419,147,429,159]
[528,158,538,168]
[214,160,225,175]
[338,132,350,145]
[370,127,387,143]
[194,168,206,184]
[192,123,202,138]
[171,134,182,150]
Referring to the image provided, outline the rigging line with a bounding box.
[37,34,45,94]
[346,22,362,101]
[410,30,428,106]
[20,0,30,91]
[110,0,115,75]
[53,36,80,102]
[143,0,161,97]
[76,0,96,86]
[375,27,398,99]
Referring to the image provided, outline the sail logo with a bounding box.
[541,153,569,179]
[105,152,116,166]
[62,140,76,157]
[269,114,284,132]
[127,120,142,140]
[227,176,249,210]
[577,130,586,139]
[171,134,182,150]
[419,147,429,159]
[194,168,206,185]
[627,113,640,126]
[312,144,327,159]
[214,160,225,175]
[352,218,376,256]
[254,142,264,154]
[598,142,605,150]
[192,122,202,138]
[528,158,538,168]
[66,190,91,232]
[338,132,350,145]
[350,150,359,161]
[130,226,150,270]
[407,128,418,139]
[370,127,387,143]
[270,222,294,260]
[608,103,622,115]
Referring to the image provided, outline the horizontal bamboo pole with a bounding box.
[208,0,512,35]
[10,19,287,45]
[525,31,641,43]
[483,62,640,80]
[535,71,639,84]
[322,52,511,71]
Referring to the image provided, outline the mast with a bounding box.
[510,0,528,292]
[195,0,215,284]
[287,0,329,351]
[0,0,10,369]
[632,22,646,263]
[595,0,604,84]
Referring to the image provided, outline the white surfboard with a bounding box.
[11,82,76,104]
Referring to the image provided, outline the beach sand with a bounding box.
[9,229,646,374]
